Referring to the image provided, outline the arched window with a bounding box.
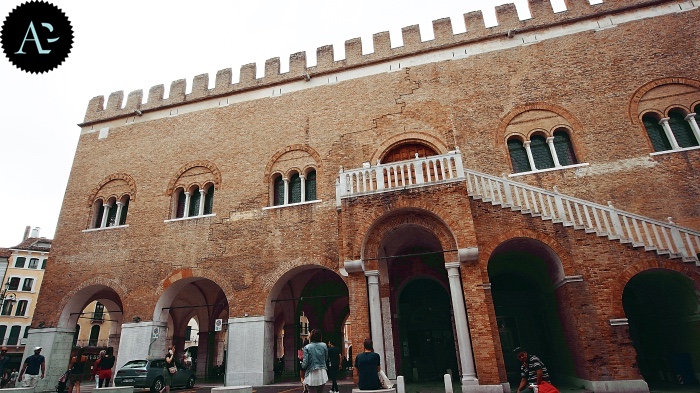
[273,175,285,206]
[89,325,100,346]
[0,326,6,345]
[15,300,28,317]
[7,326,21,345]
[507,138,531,173]
[553,129,577,166]
[530,135,554,170]
[204,184,214,215]
[91,195,130,229]
[189,186,202,217]
[175,189,186,218]
[289,173,302,204]
[305,170,317,201]
[668,109,698,148]
[643,113,671,152]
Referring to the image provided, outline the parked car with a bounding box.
[114,358,196,392]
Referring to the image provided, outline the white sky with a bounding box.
[0,0,578,247]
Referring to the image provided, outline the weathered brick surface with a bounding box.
[35,0,700,387]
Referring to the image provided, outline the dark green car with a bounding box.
[114,359,196,392]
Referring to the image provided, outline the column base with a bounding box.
[584,380,649,393]
[462,382,508,393]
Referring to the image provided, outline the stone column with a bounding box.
[198,189,206,216]
[365,270,386,372]
[114,202,124,227]
[283,324,296,372]
[283,179,289,205]
[546,137,561,167]
[523,141,536,171]
[196,330,210,377]
[100,204,111,228]
[116,321,167,369]
[227,316,275,386]
[300,174,306,203]
[23,327,75,393]
[659,118,680,149]
[183,192,191,218]
[684,113,700,144]
[445,262,478,385]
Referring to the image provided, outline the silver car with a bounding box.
[114,359,196,392]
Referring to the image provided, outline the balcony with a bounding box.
[336,149,465,205]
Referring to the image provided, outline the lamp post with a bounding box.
[0,279,16,309]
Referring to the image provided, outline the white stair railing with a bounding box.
[336,149,465,205]
[464,169,700,261]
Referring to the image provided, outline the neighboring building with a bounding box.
[0,228,51,370]
[74,300,114,348]
[26,1,700,393]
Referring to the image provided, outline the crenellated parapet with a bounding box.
[81,0,679,125]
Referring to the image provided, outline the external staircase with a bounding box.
[336,149,700,264]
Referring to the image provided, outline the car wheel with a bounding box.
[151,377,164,393]
[186,375,195,389]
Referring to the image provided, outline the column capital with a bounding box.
[458,247,479,262]
[685,112,696,121]
[659,117,670,125]
[523,140,531,147]
[546,136,555,143]
[199,188,207,195]
[365,270,379,278]
[344,259,365,274]
[445,261,460,270]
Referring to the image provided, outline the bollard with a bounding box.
[444,373,453,393]
[396,376,405,393]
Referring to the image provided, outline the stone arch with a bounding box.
[479,229,574,284]
[154,268,233,323]
[264,144,322,183]
[629,77,700,125]
[87,173,137,206]
[166,160,222,195]
[370,132,450,165]
[362,208,459,263]
[609,259,700,317]
[263,264,344,319]
[56,278,127,328]
[495,102,584,146]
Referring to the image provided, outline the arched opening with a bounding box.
[376,218,459,383]
[382,143,438,164]
[153,277,229,379]
[266,266,349,383]
[488,238,573,387]
[623,269,700,387]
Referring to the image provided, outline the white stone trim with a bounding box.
[262,199,322,210]
[508,162,589,178]
[609,318,629,326]
[163,213,216,223]
[649,145,700,156]
[553,275,584,289]
[82,224,129,233]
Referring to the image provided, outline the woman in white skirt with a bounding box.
[301,329,329,393]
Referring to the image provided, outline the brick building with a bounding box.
[27,1,700,393]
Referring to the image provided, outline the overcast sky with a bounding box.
[0,0,581,247]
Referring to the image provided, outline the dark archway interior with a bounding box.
[489,249,574,386]
[623,269,700,386]
[397,278,458,382]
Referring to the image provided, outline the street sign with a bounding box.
[214,319,223,332]
[153,327,160,339]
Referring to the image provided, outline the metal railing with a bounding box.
[464,169,700,261]
[336,149,465,205]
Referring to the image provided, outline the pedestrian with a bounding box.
[93,350,105,388]
[160,345,176,393]
[19,346,45,387]
[68,347,88,393]
[98,347,116,388]
[514,347,553,393]
[301,329,329,393]
[353,338,381,391]
[327,340,342,393]
[8,369,19,388]
[299,338,309,393]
